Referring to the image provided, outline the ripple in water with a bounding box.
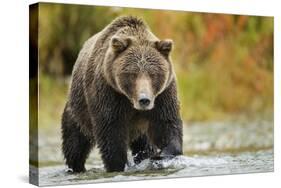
[35,149,273,186]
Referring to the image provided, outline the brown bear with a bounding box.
[61,16,183,173]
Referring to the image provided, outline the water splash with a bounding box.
[126,155,228,172]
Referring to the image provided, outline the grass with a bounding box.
[176,61,273,122]
[38,74,69,129]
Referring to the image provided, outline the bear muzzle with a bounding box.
[133,92,154,110]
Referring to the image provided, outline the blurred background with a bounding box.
[37,3,273,126]
[30,3,273,179]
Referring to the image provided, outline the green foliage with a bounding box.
[39,3,118,75]
[37,3,273,122]
[30,78,38,134]
[38,74,68,128]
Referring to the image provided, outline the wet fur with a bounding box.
[61,16,183,172]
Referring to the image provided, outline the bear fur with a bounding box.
[61,16,183,173]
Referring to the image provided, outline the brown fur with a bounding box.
[61,16,183,173]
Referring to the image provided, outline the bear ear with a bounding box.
[155,39,173,56]
[111,37,131,53]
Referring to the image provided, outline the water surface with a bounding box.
[31,120,274,186]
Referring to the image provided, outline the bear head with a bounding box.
[103,34,174,111]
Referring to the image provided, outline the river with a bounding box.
[31,120,273,186]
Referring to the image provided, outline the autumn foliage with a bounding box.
[37,3,273,122]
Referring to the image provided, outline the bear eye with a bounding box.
[149,72,159,80]
[121,72,137,79]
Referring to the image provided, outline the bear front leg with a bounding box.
[61,107,94,173]
[95,118,128,172]
[148,119,183,159]
[130,135,157,164]
[147,80,183,159]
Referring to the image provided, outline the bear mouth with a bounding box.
[134,105,154,111]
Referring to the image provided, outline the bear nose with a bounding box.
[139,97,151,107]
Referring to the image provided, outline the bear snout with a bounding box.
[133,93,154,110]
[139,93,151,107]
[139,97,150,107]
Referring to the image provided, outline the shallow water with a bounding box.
[32,120,274,186]
[35,150,273,186]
